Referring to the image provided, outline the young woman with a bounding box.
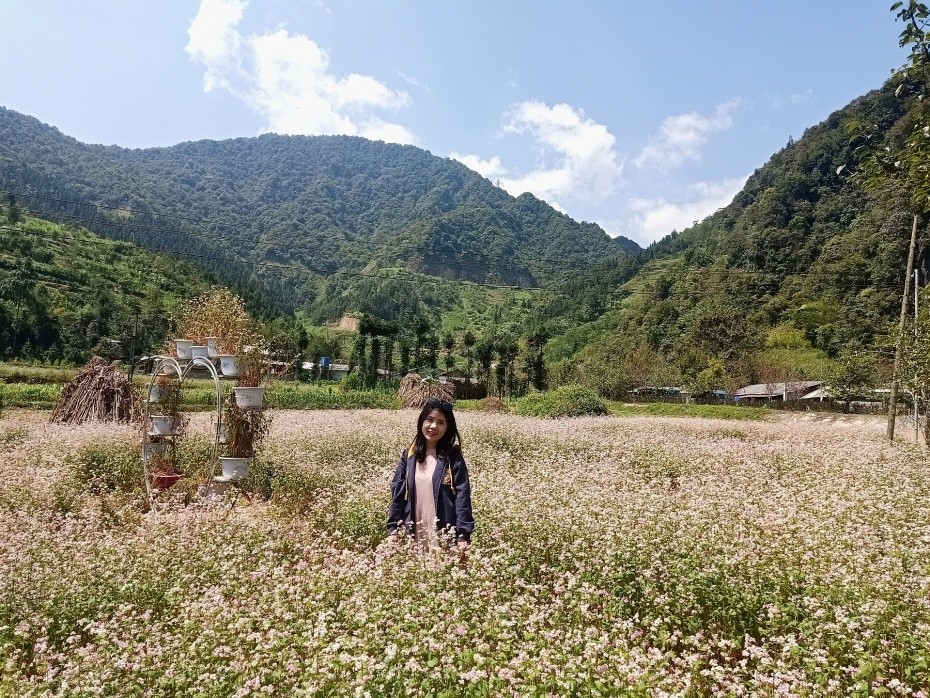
[387,398,474,551]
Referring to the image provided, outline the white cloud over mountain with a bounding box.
[186,0,414,143]
[453,101,622,211]
[634,99,741,170]
[623,175,748,245]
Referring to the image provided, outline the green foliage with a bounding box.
[0,216,211,364]
[69,441,141,494]
[0,382,59,408]
[512,384,608,418]
[0,110,636,328]
[608,402,768,420]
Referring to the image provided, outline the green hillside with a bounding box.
[3,24,929,396]
[530,78,917,394]
[0,214,213,363]
[0,110,638,324]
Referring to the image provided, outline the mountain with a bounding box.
[0,107,638,325]
[527,77,921,393]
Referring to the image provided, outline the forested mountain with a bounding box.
[0,107,638,326]
[529,78,922,394]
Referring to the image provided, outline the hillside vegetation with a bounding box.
[528,79,919,394]
[0,109,637,324]
[0,215,212,363]
[0,51,927,393]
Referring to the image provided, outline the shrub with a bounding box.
[69,441,141,494]
[512,385,608,418]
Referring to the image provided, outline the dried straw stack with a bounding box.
[397,372,455,409]
[50,357,141,424]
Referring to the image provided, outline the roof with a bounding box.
[799,387,833,400]
[734,381,822,399]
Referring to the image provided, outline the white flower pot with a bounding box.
[150,415,177,435]
[175,339,193,359]
[234,386,265,410]
[219,456,251,481]
[205,337,221,358]
[191,345,209,360]
[219,355,239,377]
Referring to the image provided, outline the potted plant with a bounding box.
[146,376,187,489]
[149,376,184,436]
[219,395,270,480]
[234,346,266,409]
[149,443,184,490]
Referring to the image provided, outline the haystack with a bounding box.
[50,357,140,424]
[477,396,508,413]
[397,372,455,409]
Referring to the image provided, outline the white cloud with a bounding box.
[773,89,814,108]
[497,100,622,203]
[450,102,621,210]
[185,0,414,143]
[634,99,741,171]
[449,152,508,181]
[623,175,748,246]
[186,0,248,92]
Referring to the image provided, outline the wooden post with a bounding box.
[888,214,919,441]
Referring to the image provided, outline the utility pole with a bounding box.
[916,268,920,444]
[888,214,919,441]
[128,308,139,380]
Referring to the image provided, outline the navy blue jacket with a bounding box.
[387,446,475,543]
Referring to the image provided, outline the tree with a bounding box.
[441,332,455,373]
[829,352,875,414]
[6,193,21,224]
[462,330,476,385]
[474,339,495,391]
[523,327,549,391]
[851,2,930,438]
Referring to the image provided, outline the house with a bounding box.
[733,380,822,402]
[437,368,471,385]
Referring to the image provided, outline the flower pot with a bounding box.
[153,472,184,490]
[219,355,239,377]
[219,456,251,481]
[191,345,209,360]
[205,337,221,358]
[234,386,265,410]
[150,415,177,435]
[175,339,194,359]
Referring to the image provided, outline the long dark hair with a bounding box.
[412,399,461,462]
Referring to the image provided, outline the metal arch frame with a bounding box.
[141,355,223,514]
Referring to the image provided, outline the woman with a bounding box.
[387,398,474,551]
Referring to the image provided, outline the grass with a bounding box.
[0,383,60,409]
[608,401,768,420]
[0,362,78,385]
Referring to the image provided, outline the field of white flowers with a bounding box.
[1,408,928,697]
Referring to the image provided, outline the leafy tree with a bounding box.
[462,329,476,384]
[829,352,876,413]
[6,193,20,224]
[441,331,455,373]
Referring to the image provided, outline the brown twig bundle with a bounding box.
[397,372,455,409]
[477,396,508,413]
[50,357,141,424]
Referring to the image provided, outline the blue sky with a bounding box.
[0,1,908,246]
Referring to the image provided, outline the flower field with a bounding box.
[1,408,929,697]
